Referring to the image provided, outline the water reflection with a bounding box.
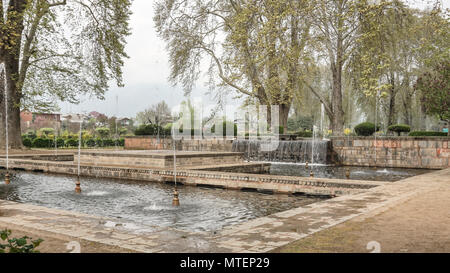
[269,164,430,181]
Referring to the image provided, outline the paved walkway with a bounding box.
[274,186,450,253]
[0,168,449,253]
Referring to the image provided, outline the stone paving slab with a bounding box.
[0,168,448,252]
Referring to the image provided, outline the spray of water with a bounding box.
[78,118,82,177]
[321,104,325,138]
[374,91,379,168]
[1,63,9,173]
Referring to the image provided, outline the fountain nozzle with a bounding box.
[310,171,314,177]
[345,168,351,179]
[5,172,10,185]
[75,177,81,194]
[172,188,180,206]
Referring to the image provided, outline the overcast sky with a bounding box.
[61,0,449,118]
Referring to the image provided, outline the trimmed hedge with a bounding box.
[22,136,125,148]
[23,138,32,148]
[65,138,79,147]
[409,131,448,137]
[354,122,380,136]
[32,138,52,148]
[135,124,170,136]
[388,124,411,136]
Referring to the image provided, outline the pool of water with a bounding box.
[0,171,325,232]
[268,163,430,182]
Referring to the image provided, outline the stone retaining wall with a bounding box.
[125,136,233,152]
[332,137,449,169]
[75,151,244,168]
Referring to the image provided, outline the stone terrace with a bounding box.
[0,167,448,252]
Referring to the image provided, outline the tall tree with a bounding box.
[414,60,449,134]
[0,0,132,149]
[352,1,449,128]
[154,0,313,132]
[136,100,172,126]
[305,0,387,135]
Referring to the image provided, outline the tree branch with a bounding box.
[195,45,259,99]
[303,80,333,118]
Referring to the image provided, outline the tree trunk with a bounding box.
[387,83,396,126]
[0,0,27,150]
[331,65,344,135]
[279,103,290,134]
[0,61,23,150]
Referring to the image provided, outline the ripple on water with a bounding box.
[0,171,324,232]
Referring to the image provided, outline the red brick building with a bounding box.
[20,111,61,133]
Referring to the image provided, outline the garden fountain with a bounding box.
[374,90,379,168]
[171,123,180,206]
[1,63,10,185]
[54,114,58,159]
[73,114,84,193]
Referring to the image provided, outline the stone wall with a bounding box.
[331,137,449,169]
[125,136,233,152]
[75,151,244,168]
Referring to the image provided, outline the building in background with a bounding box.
[20,111,61,134]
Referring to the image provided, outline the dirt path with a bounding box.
[274,186,450,253]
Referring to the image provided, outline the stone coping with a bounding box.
[0,158,385,190]
[0,153,74,158]
[331,136,449,140]
[78,150,244,159]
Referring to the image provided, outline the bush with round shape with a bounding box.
[388,124,411,136]
[32,138,51,148]
[354,122,379,136]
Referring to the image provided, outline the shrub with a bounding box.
[94,138,103,147]
[65,138,79,147]
[22,138,32,148]
[0,229,43,253]
[295,131,313,138]
[409,131,448,137]
[102,139,115,147]
[56,138,65,148]
[163,123,172,136]
[85,138,96,147]
[388,124,411,136]
[24,131,37,140]
[96,127,110,139]
[135,124,156,136]
[118,128,128,136]
[354,122,379,136]
[32,138,51,148]
[39,128,55,137]
[117,138,125,146]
